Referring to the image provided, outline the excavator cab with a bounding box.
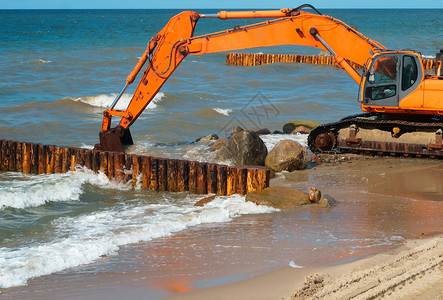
[362,52,423,109]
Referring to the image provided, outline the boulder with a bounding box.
[216,130,267,166]
[246,186,310,209]
[254,128,271,135]
[318,194,339,207]
[292,125,312,134]
[197,134,219,143]
[283,120,321,134]
[265,140,308,172]
[208,138,227,152]
[231,126,244,135]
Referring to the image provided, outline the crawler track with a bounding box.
[308,113,443,158]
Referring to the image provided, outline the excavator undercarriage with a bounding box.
[309,113,443,158]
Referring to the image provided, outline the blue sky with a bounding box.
[1,0,442,9]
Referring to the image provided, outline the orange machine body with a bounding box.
[97,6,442,152]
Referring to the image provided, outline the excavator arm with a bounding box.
[95,5,386,152]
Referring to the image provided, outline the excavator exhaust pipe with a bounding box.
[94,126,133,153]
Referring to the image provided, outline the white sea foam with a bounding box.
[0,194,276,288]
[260,133,308,151]
[421,55,435,59]
[0,169,112,210]
[70,92,165,111]
[289,260,304,268]
[213,108,233,116]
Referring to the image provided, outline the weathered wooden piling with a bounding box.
[141,156,151,189]
[188,161,198,194]
[176,159,189,192]
[0,139,271,195]
[226,52,436,69]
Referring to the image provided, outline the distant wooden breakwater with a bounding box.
[0,139,270,196]
[226,53,436,69]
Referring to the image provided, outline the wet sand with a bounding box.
[169,235,443,300]
[1,155,442,299]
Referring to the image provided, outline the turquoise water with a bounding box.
[0,8,442,297]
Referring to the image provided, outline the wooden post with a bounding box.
[246,167,269,193]
[132,155,142,189]
[37,144,47,174]
[30,143,39,174]
[236,167,247,195]
[91,150,100,174]
[60,147,68,173]
[196,162,207,194]
[99,151,108,176]
[8,141,17,172]
[226,166,237,196]
[114,153,125,183]
[107,152,115,180]
[216,165,227,196]
[150,157,158,191]
[157,158,167,191]
[166,159,178,192]
[141,156,151,189]
[188,161,198,194]
[1,140,9,171]
[176,159,189,192]
[15,142,23,173]
[124,154,133,183]
[22,143,31,174]
[206,163,218,194]
[84,149,92,170]
[69,147,77,171]
[45,145,55,174]
[53,146,63,173]
[74,148,85,170]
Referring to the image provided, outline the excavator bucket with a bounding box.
[94,126,133,153]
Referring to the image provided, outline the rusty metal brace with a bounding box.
[346,124,361,145]
[427,129,442,150]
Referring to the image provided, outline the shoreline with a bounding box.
[167,234,443,300]
[1,156,441,299]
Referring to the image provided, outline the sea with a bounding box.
[0,8,442,298]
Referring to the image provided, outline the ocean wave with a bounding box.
[213,108,233,116]
[68,92,166,111]
[0,194,276,288]
[0,169,122,210]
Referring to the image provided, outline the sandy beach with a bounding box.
[168,234,443,300]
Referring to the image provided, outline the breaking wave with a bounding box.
[68,92,166,111]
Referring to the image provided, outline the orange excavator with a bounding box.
[94,4,443,157]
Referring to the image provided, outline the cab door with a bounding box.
[363,53,400,107]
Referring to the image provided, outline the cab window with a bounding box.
[368,56,398,84]
[402,56,418,91]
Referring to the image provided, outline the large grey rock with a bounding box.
[216,130,267,166]
[265,140,308,172]
[246,186,310,209]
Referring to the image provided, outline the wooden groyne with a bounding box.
[0,139,270,196]
[226,53,436,69]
